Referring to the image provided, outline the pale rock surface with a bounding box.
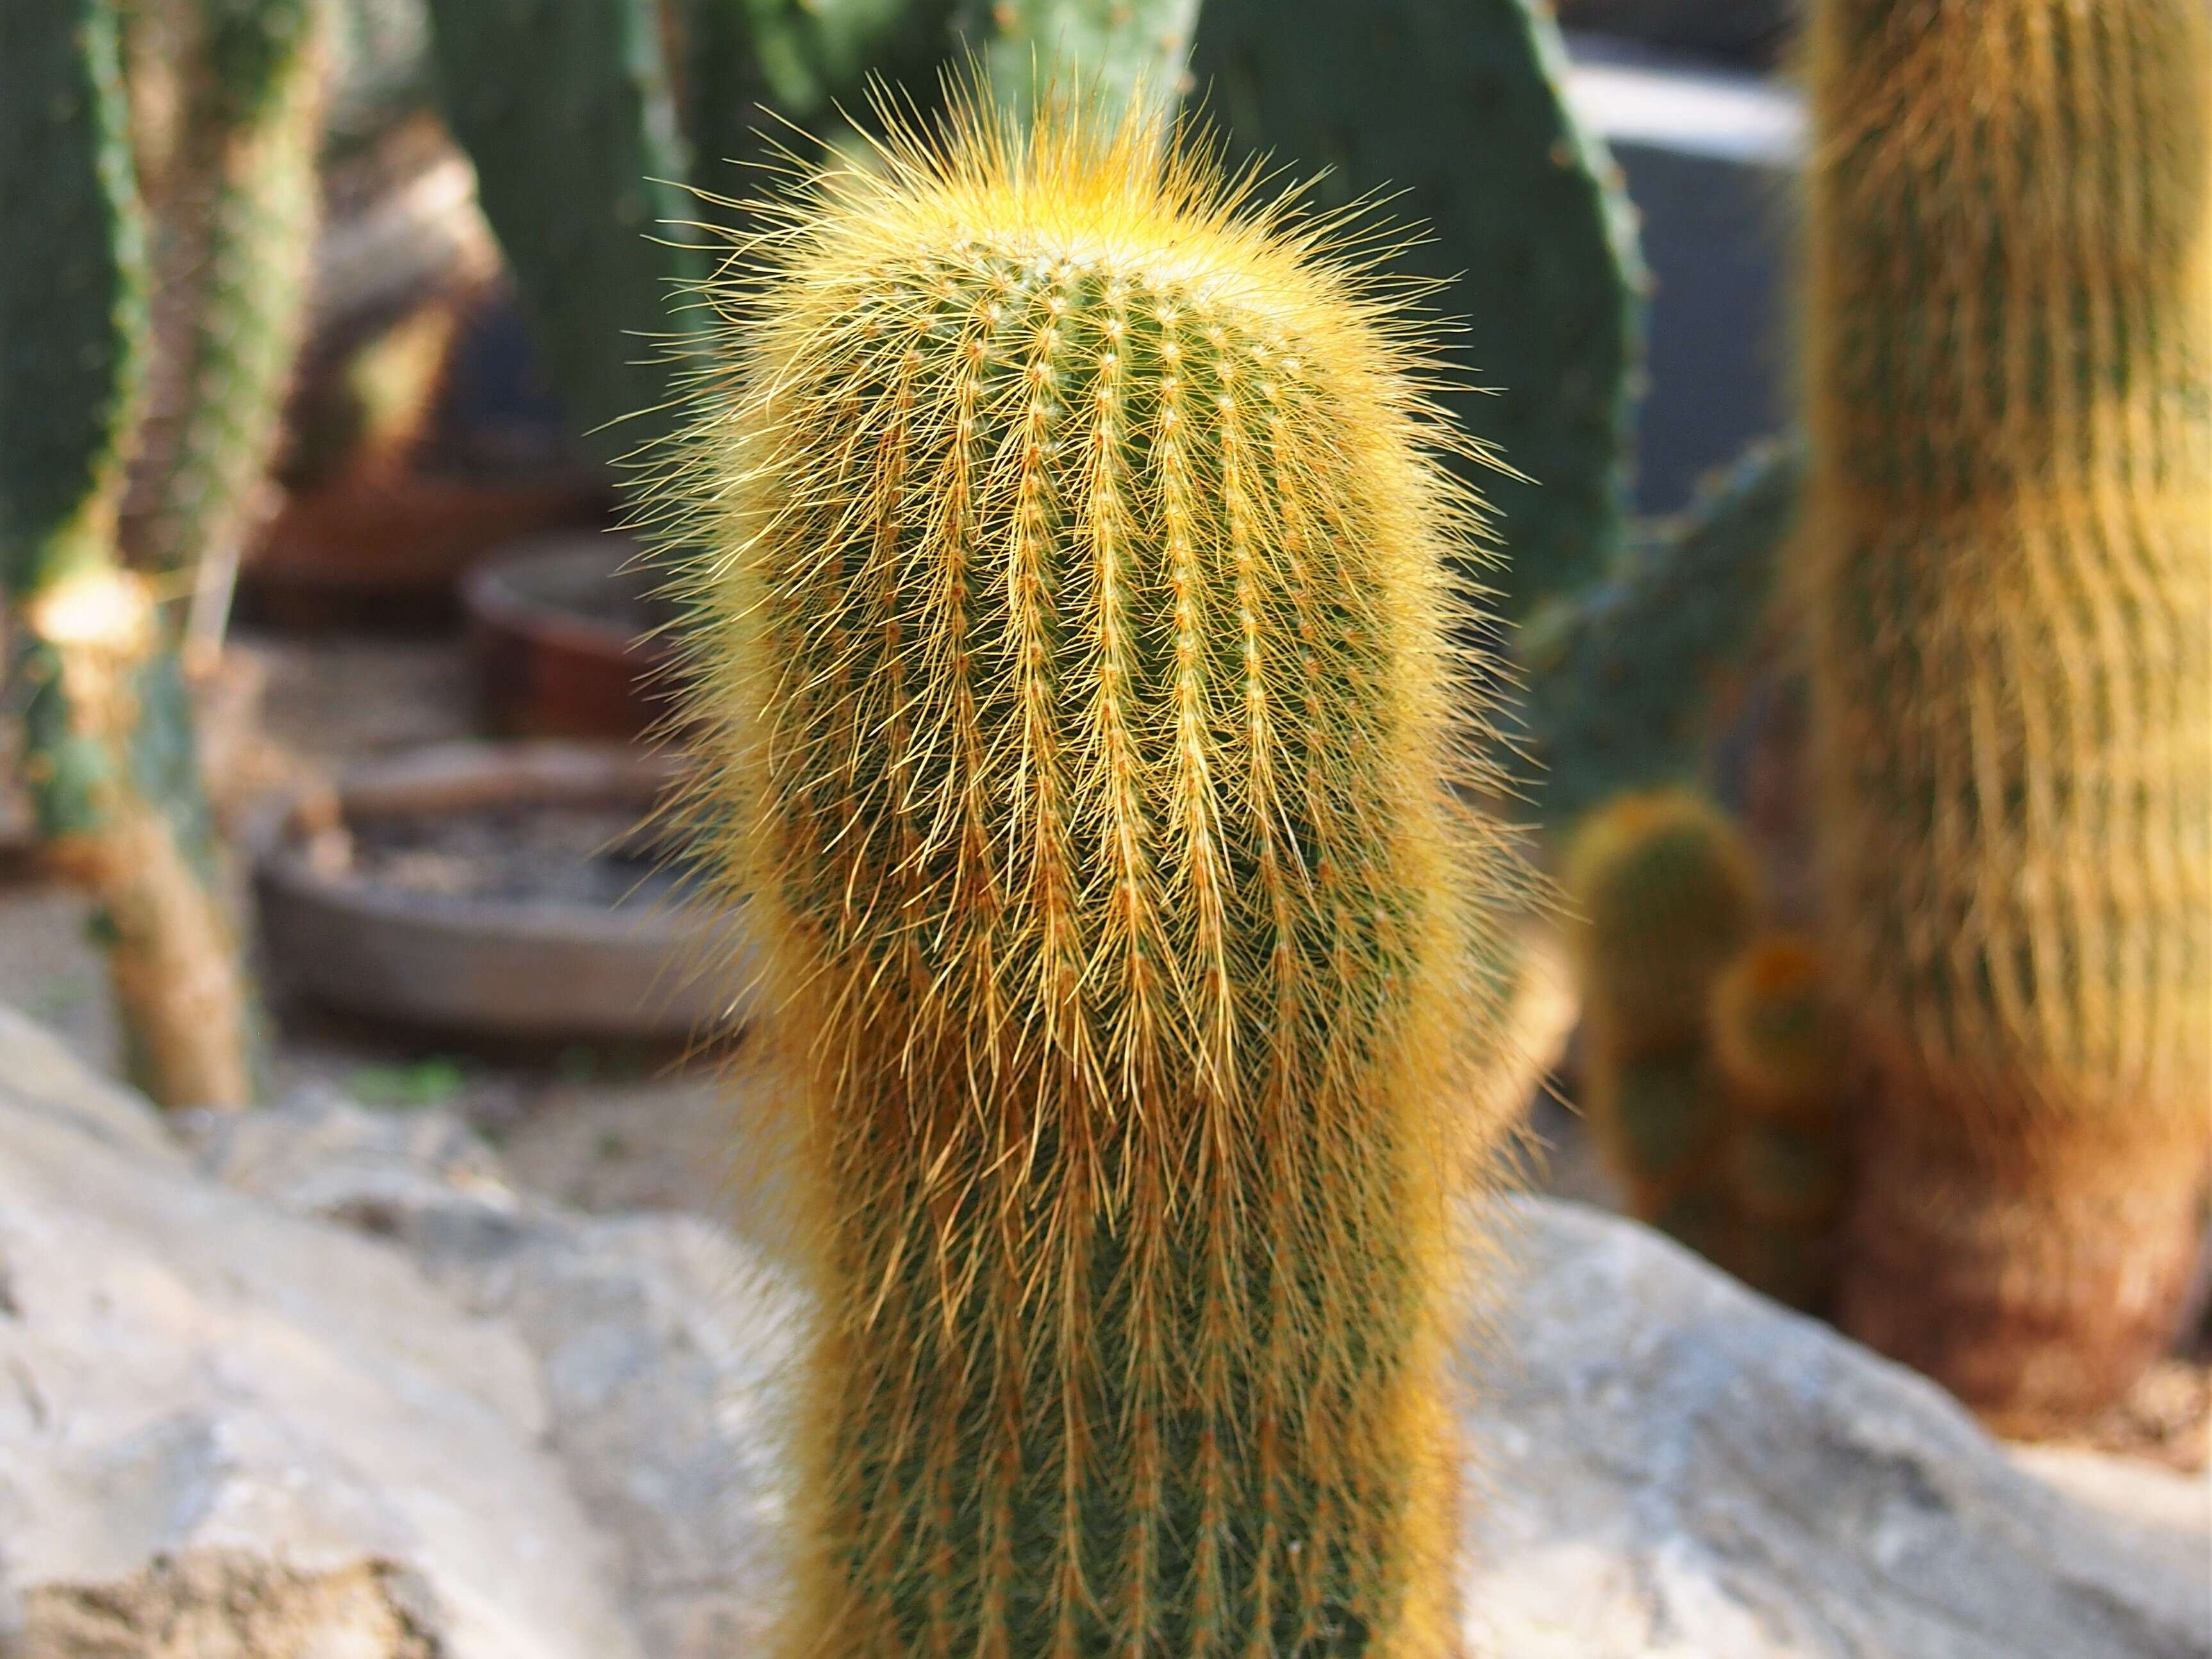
[0,1008,639,1659]
[187,1088,796,1658]
[1465,1201,2211,1658]
[199,1083,2212,1659]
[6,1003,2207,1658]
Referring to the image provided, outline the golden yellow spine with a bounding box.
[663,93,1518,1656]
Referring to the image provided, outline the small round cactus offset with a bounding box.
[662,95,1520,1656]
[1563,794,1852,1310]
[1802,0,2212,1426]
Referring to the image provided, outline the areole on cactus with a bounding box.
[653,86,1522,1656]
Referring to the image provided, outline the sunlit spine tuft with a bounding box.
[660,92,1519,1658]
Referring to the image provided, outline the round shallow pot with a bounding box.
[255,741,749,1043]
[463,531,677,740]
[242,466,610,630]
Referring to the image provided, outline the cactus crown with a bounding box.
[657,85,1519,1657]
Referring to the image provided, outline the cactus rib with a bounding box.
[659,92,1519,1657]
[1803,0,2212,1424]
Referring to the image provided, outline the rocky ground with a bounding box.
[4,1001,2208,1658]
[0,628,2206,1656]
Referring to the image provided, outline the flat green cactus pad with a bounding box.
[1192,0,1646,624]
[424,0,708,462]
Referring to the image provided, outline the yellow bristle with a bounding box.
[652,85,1522,1657]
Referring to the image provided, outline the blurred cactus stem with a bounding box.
[1802,0,2212,1428]
[1193,0,1647,626]
[1563,792,1756,1246]
[121,0,331,671]
[969,0,1201,129]
[2,0,259,1109]
[1567,798,1855,1312]
[1708,933,1853,1310]
[423,0,706,462]
[1520,440,1803,830]
[660,89,1521,1656]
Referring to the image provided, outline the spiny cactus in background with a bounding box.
[1563,792,1850,1308]
[1709,933,1840,1113]
[1,0,259,1110]
[1193,0,1646,623]
[1708,934,1851,1308]
[660,93,1520,1656]
[420,0,1080,465]
[1802,0,2212,1427]
[1520,440,1802,828]
[1565,790,1758,1056]
[1564,792,1754,1213]
[122,0,329,661]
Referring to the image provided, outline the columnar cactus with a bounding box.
[663,95,1519,1656]
[1,0,260,1109]
[1802,0,2212,1422]
[1563,792,1754,1228]
[121,0,330,656]
[1708,935,1851,1308]
[423,0,706,459]
[1565,790,1759,1058]
[970,0,1202,127]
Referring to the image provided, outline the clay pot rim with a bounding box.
[253,740,747,1042]
[462,530,672,660]
[257,740,702,942]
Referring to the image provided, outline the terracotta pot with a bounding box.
[240,465,610,630]
[463,531,677,740]
[254,741,751,1043]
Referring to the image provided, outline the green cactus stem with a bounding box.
[121,0,331,660]
[2,0,258,1110]
[1564,792,1849,1308]
[424,0,708,460]
[1563,788,1759,1055]
[1520,440,1803,831]
[969,0,1201,128]
[658,92,1520,1658]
